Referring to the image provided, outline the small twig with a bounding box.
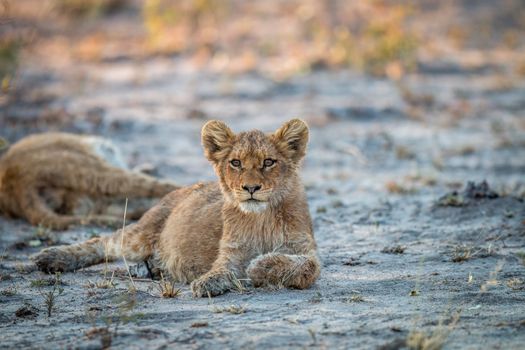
[120,198,136,291]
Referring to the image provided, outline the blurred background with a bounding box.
[2,0,525,79]
[0,0,524,193]
[2,1,525,115]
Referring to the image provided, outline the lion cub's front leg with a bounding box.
[190,269,237,297]
[190,244,246,297]
[246,252,320,290]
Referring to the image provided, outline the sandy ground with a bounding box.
[1,52,525,348]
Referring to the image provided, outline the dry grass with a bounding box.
[316,206,327,214]
[33,225,59,246]
[84,326,112,349]
[385,181,417,194]
[0,35,22,92]
[395,145,416,160]
[406,330,447,350]
[308,291,322,304]
[211,304,246,314]
[410,289,420,297]
[119,198,137,292]
[87,271,117,289]
[1,286,17,296]
[31,278,61,288]
[480,261,503,293]
[39,273,64,318]
[308,327,317,345]
[451,245,472,263]
[516,252,525,266]
[344,294,365,303]
[405,173,438,187]
[0,250,10,281]
[437,193,466,207]
[440,145,478,158]
[406,312,460,350]
[93,292,143,348]
[140,0,419,78]
[451,245,495,263]
[382,245,406,254]
[431,157,445,171]
[54,0,127,18]
[6,0,524,83]
[228,272,247,294]
[15,303,39,319]
[156,272,181,298]
[399,83,435,108]
[506,278,524,291]
[0,137,8,151]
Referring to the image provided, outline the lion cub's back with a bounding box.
[159,182,224,282]
[1,133,127,170]
[0,133,127,215]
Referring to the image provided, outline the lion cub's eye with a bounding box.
[263,159,276,168]
[230,159,242,168]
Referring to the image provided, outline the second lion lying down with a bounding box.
[33,119,320,297]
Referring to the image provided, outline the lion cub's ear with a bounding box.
[272,118,309,162]
[201,120,235,163]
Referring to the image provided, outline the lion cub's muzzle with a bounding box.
[235,185,273,213]
[237,184,272,202]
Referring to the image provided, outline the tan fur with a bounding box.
[0,133,178,229]
[33,120,320,296]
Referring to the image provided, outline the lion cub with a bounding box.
[33,120,320,296]
[0,133,177,229]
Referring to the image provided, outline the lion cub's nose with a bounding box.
[242,185,262,194]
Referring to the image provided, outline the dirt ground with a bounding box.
[1,1,525,349]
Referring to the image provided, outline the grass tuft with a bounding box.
[39,273,64,318]
[437,193,466,207]
[382,245,406,254]
[1,286,17,296]
[451,245,472,263]
[506,278,524,291]
[211,304,246,314]
[344,294,365,303]
[156,272,181,298]
[87,271,117,289]
[406,312,460,350]
[386,181,417,194]
[515,252,525,266]
[54,0,128,18]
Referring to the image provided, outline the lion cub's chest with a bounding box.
[229,213,292,257]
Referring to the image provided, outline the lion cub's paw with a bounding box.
[190,272,232,297]
[246,253,287,287]
[32,247,75,274]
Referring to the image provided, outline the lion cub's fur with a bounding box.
[0,133,177,229]
[33,120,320,296]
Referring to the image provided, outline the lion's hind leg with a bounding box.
[32,223,151,274]
[20,190,86,230]
[33,192,177,274]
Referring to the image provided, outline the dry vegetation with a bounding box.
[39,273,64,317]
[131,0,419,79]
[211,304,247,314]
[156,272,181,298]
[0,0,421,80]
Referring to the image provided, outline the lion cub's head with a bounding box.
[201,119,309,214]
